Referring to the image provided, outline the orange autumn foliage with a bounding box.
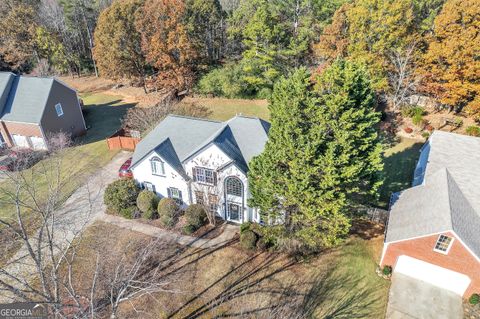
[136,0,199,92]
[420,0,480,119]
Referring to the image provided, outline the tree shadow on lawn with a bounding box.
[378,141,423,208]
[169,251,298,319]
[77,100,136,145]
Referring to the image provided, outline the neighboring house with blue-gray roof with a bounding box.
[380,131,480,297]
[131,114,270,223]
[0,72,86,150]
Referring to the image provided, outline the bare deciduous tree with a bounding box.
[0,133,177,318]
[388,42,421,110]
[122,97,211,136]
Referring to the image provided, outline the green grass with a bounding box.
[378,138,423,208]
[181,97,270,121]
[311,237,390,318]
[0,93,133,264]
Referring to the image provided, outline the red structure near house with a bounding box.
[381,131,480,298]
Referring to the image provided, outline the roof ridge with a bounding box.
[165,113,222,123]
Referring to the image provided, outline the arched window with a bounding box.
[150,157,165,175]
[226,177,243,197]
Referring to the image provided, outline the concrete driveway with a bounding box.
[386,273,463,319]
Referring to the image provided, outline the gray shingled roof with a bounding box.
[386,131,480,259]
[0,72,56,124]
[131,114,270,174]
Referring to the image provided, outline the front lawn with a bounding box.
[0,93,133,265]
[70,222,389,318]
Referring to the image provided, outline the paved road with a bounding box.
[386,273,463,319]
[0,151,132,303]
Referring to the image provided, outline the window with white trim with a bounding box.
[150,157,165,176]
[55,103,64,117]
[434,235,453,253]
[226,177,242,197]
[167,187,182,204]
[143,182,155,192]
[194,167,215,185]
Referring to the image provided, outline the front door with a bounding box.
[227,202,242,222]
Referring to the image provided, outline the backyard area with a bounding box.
[70,221,390,318]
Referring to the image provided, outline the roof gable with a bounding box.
[131,114,270,174]
[386,131,480,259]
[0,72,55,124]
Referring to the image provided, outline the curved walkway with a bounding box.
[98,214,238,249]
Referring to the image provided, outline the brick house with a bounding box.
[380,131,480,297]
[0,72,86,150]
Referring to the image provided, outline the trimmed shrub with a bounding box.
[256,237,267,251]
[119,206,138,219]
[240,230,258,250]
[466,126,480,137]
[382,265,392,276]
[158,198,180,227]
[240,222,252,234]
[104,179,140,215]
[469,293,480,305]
[184,204,207,231]
[421,131,430,139]
[183,224,196,235]
[137,191,159,218]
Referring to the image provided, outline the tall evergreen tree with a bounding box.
[248,61,383,249]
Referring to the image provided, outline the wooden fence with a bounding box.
[106,129,140,151]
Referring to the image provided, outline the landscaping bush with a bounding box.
[469,293,480,305]
[137,191,159,218]
[196,63,253,98]
[119,206,138,219]
[104,179,140,215]
[453,117,463,127]
[158,198,180,227]
[184,204,207,231]
[401,106,425,118]
[412,113,424,126]
[240,230,258,250]
[382,265,392,276]
[421,131,430,139]
[256,237,268,251]
[466,126,480,137]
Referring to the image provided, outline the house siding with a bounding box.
[40,80,86,138]
[381,232,480,297]
[132,152,190,205]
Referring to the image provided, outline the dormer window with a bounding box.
[150,157,165,176]
[434,235,453,254]
[55,103,63,117]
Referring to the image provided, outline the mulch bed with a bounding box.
[465,303,480,319]
[136,215,227,240]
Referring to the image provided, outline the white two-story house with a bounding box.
[130,114,270,224]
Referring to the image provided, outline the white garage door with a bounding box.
[395,255,471,295]
[11,134,29,148]
[30,136,47,150]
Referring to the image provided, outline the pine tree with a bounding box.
[248,61,383,249]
